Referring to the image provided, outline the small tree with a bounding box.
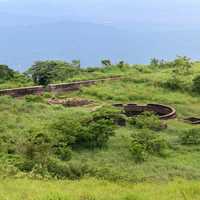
[150,58,160,67]
[0,65,15,81]
[130,130,168,162]
[101,59,112,67]
[172,56,192,75]
[72,60,81,68]
[26,60,80,85]
[129,112,166,131]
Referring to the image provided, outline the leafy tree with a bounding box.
[0,65,15,81]
[101,59,112,66]
[117,61,125,69]
[130,130,168,162]
[72,60,81,68]
[51,106,120,149]
[192,75,200,93]
[26,60,80,85]
[172,56,192,75]
[150,58,160,67]
[129,112,166,131]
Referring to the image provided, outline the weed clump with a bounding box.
[180,129,200,145]
[129,112,166,131]
[192,75,200,94]
[129,130,168,162]
[51,106,120,149]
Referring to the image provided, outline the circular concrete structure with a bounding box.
[48,98,93,107]
[184,117,200,125]
[113,103,176,120]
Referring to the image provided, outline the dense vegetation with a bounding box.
[1,56,200,199]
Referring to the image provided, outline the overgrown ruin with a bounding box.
[0,77,121,97]
[184,117,200,125]
[48,98,93,107]
[113,103,176,120]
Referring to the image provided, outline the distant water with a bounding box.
[1,21,200,71]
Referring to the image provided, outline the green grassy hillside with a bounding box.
[1,58,200,199]
[1,178,200,200]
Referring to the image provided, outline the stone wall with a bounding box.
[0,76,121,97]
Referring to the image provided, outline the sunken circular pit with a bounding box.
[48,98,93,107]
[184,117,200,125]
[113,103,176,120]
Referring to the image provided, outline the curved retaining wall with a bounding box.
[184,117,200,125]
[113,103,176,120]
[0,76,121,97]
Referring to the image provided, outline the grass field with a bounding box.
[1,59,200,199]
[0,178,200,200]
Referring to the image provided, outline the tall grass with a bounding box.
[0,178,200,200]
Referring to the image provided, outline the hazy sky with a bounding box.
[1,0,200,29]
[1,0,200,69]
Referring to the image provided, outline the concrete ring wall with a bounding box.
[113,103,176,120]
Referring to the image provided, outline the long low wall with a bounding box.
[0,76,121,97]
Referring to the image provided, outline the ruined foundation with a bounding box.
[184,117,200,125]
[113,103,176,120]
[48,98,93,107]
[0,76,121,97]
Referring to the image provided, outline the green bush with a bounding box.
[16,133,53,169]
[47,159,91,179]
[161,76,185,91]
[15,131,71,173]
[92,105,123,122]
[192,75,200,94]
[50,111,88,147]
[25,95,44,103]
[130,130,168,162]
[0,65,15,81]
[54,143,72,161]
[26,60,80,85]
[51,106,119,149]
[82,119,115,148]
[0,134,16,154]
[129,112,166,131]
[180,129,200,145]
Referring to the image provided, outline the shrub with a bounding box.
[51,106,119,149]
[129,112,166,131]
[192,75,200,94]
[92,105,123,122]
[161,76,184,91]
[83,119,115,148]
[47,159,91,179]
[50,111,88,147]
[15,131,72,172]
[26,60,80,85]
[0,65,15,81]
[180,129,200,145]
[172,56,192,75]
[150,56,192,73]
[25,95,44,103]
[130,130,168,162]
[17,133,52,168]
[101,59,112,66]
[129,142,147,162]
[54,143,72,161]
[0,134,16,154]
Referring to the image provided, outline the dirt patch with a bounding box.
[48,98,93,107]
[113,103,176,120]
